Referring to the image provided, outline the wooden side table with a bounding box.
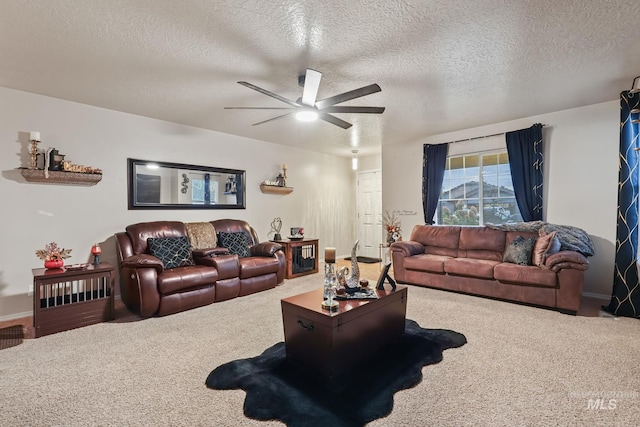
[273,239,319,279]
[32,262,115,337]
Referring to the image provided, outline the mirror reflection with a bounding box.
[127,158,245,209]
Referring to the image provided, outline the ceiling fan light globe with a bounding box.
[295,110,318,122]
[631,76,640,94]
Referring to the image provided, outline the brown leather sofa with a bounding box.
[391,225,590,313]
[115,219,285,317]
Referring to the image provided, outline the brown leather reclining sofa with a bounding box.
[391,225,590,313]
[115,219,285,317]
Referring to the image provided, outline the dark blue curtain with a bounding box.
[422,143,448,224]
[505,124,544,221]
[605,91,640,318]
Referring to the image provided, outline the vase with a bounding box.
[44,259,64,269]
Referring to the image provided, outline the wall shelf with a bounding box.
[20,169,103,186]
[260,184,293,195]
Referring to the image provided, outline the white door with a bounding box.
[357,170,382,259]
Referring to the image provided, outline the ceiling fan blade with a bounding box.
[314,83,382,109]
[238,81,300,107]
[251,112,293,126]
[224,107,294,110]
[319,113,352,129]
[322,106,385,114]
[301,69,322,107]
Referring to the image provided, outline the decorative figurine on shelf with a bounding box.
[271,217,283,241]
[91,243,102,265]
[336,240,361,294]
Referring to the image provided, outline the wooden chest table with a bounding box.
[32,263,115,337]
[281,285,407,380]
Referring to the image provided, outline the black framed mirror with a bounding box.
[127,158,245,210]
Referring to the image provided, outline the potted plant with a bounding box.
[35,242,72,269]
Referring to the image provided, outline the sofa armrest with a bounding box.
[390,241,425,257]
[192,247,230,259]
[545,251,589,272]
[121,254,164,273]
[252,242,283,257]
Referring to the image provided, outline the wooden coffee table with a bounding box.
[281,285,407,381]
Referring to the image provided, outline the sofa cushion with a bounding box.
[459,227,506,251]
[126,221,187,255]
[494,263,558,287]
[410,225,461,249]
[239,257,281,279]
[218,231,251,258]
[444,258,500,279]
[147,236,194,269]
[532,231,557,267]
[503,236,536,266]
[157,265,218,295]
[404,254,453,273]
[185,222,217,250]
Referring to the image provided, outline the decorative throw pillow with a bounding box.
[547,233,561,255]
[147,236,194,269]
[532,231,557,267]
[218,231,251,258]
[503,236,536,266]
[185,222,217,250]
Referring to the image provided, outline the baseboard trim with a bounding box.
[582,292,610,301]
[0,311,32,322]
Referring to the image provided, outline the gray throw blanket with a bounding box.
[486,221,595,257]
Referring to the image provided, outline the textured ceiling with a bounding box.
[1,0,640,157]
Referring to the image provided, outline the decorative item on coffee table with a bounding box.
[336,240,361,293]
[322,247,338,310]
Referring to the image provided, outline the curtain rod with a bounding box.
[449,123,547,144]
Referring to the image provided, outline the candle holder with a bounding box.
[91,243,102,265]
[321,262,338,310]
[29,137,40,169]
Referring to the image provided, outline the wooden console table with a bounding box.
[273,239,318,279]
[32,262,115,337]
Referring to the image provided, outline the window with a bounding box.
[191,178,218,204]
[437,151,522,225]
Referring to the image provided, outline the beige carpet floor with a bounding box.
[1,270,639,426]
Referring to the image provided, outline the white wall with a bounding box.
[383,100,619,298]
[0,87,356,319]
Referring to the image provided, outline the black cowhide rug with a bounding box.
[205,319,466,427]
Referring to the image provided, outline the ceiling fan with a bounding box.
[224,69,385,129]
